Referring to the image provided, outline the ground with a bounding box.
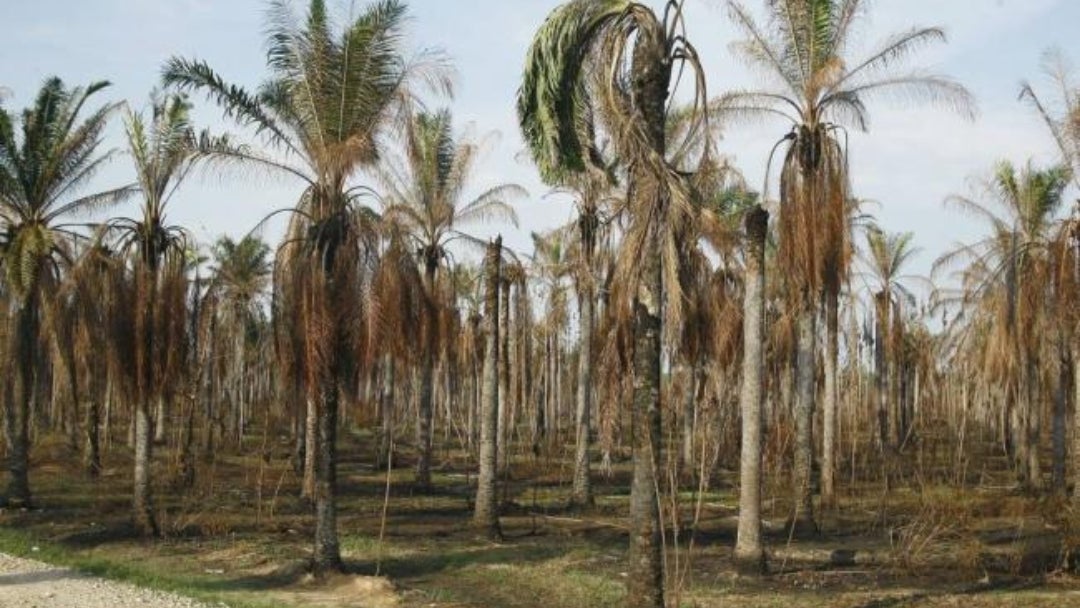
[2,429,1080,607]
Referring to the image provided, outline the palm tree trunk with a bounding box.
[822,289,839,505]
[874,292,889,451]
[64,341,81,453]
[178,396,196,488]
[570,286,594,508]
[85,396,101,478]
[628,223,664,608]
[154,393,166,445]
[677,362,696,472]
[624,32,670,606]
[5,299,37,507]
[497,278,511,473]
[1052,347,1068,493]
[313,381,342,573]
[6,377,32,508]
[103,378,113,452]
[475,238,502,539]
[1071,344,1080,504]
[378,356,395,469]
[303,396,317,499]
[735,206,768,574]
[416,261,438,492]
[1026,358,1043,491]
[792,299,817,534]
[133,398,157,536]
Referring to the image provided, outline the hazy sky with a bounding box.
[2,0,1078,289]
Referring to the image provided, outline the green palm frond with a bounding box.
[517,0,630,184]
[0,77,124,302]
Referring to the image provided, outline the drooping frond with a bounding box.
[517,0,630,184]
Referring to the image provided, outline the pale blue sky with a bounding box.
[2,0,1078,286]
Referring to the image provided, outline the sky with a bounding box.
[2,0,1078,297]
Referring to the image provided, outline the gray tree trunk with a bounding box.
[474,238,502,539]
[734,206,768,574]
[416,262,438,492]
[133,399,157,536]
[791,301,817,534]
[822,289,838,505]
[570,287,593,508]
[678,362,696,471]
[154,394,166,444]
[378,356,395,469]
[1026,359,1043,491]
[497,277,511,473]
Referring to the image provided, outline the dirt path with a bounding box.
[0,553,217,608]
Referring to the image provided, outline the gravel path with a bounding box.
[0,552,221,608]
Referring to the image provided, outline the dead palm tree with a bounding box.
[1049,212,1079,499]
[528,228,572,447]
[107,91,222,536]
[860,228,921,450]
[209,235,271,445]
[1021,50,1080,193]
[368,230,424,465]
[0,78,130,507]
[379,108,522,491]
[1020,51,1080,496]
[719,0,974,522]
[935,160,1070,491]
[164,0,450,571]
[55,238,125,478]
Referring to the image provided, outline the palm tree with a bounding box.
[210,235,271,445]
[1021,50,1080,191]
[1020,51,1080,496]
[0,78,129,507]
[519,2,710,605]
[368,231,424,466]
[108,91,218,536]
[1050,213,1079,500]
[379,108,522,491]
[164,0,449,572]
[936,161,1070,491]
[528,229,571,447]
[569,184,606,508]
[719,0,974,520]
[861,228,921,450]
[61,240,124,477]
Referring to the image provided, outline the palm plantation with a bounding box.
[1,1,1080,607]
[720,0,974,521]
[163,0,451,571]
[378,108,523,491]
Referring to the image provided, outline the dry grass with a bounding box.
[3,429,1080,607]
